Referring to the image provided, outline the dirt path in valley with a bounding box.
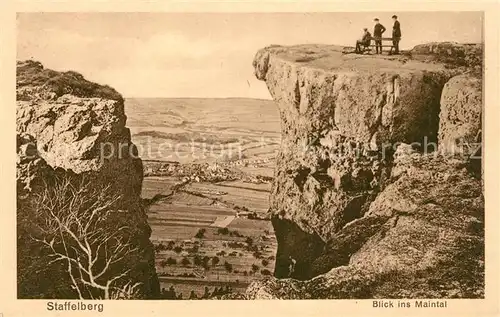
[210,215,236,228]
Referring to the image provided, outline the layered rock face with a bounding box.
[245,43,483,298]
[16,61,160,299]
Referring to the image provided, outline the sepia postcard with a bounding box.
[0,1,499,316]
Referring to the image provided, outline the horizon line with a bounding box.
[124,96,274,101]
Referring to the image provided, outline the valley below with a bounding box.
[126,98,281,299]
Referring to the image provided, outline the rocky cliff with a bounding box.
[241,43,483,298]
[16,60,160,299]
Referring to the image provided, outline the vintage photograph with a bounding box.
[16,12,483,301]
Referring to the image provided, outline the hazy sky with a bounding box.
[17,12,482,99]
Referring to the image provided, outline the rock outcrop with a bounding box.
[410,42,482,69]
[439,74,482,155]
[242,43,483,298]
[16,60,160,299]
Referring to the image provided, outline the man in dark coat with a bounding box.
[391,15,402,54]
[355,28,372,54]
[373,18,386,54]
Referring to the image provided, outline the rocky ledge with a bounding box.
[234,42,483,299]
[16,60,160,299]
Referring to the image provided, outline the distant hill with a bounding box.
[125,97,279,132]
[124,98,281,163]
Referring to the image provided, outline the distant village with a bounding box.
[143,160,273,185]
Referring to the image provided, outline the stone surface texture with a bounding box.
[233,43,484,298]
[16,60,160,299]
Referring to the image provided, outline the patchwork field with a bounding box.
[143,176,277,299]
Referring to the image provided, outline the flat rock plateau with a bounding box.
[223,42,483,299]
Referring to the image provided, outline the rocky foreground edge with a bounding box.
[227,42,483,299]
[16,61,160,299]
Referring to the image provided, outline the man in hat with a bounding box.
[390,15,402,54]
[373,18,386,54]
[355,28,372,54]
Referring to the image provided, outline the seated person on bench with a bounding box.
[355,28,372,54]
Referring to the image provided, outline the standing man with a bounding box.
[391,15,402,55]
[373,18,386,54]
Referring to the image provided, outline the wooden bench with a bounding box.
[362,37,401,53]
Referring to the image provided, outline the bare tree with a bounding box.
[31,175,142,299]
